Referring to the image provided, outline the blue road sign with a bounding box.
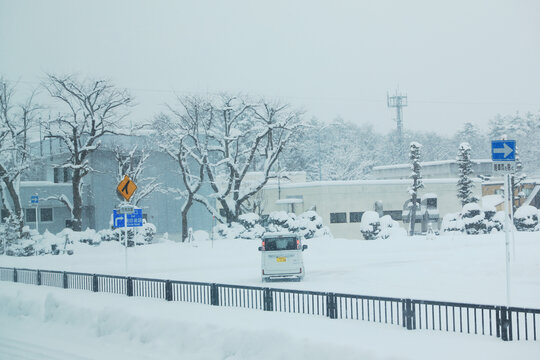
[31,195,39,204]
[491,140,516,161]
[113,208,143,228]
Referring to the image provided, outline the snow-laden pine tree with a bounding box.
[456,142,478,206]
[408,142,423,235]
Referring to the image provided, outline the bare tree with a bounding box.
[201,95,303,224]
[43,74,132,231]
[153,96,210,241]
[112,144,160,206]
[0,78,40,235]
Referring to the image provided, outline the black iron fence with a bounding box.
[1,266,537,342]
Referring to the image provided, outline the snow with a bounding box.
[483,195,503,210]
[515,205,538,219]
[2,232,539,308]
[1,232,540,358]
[1,283,538,360]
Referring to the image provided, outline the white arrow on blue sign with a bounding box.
[113,208,143,228]
[491,140,516,161]
[31,195,38,204]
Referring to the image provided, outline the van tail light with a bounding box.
[297,239,300,249]
[300,268,302,273]
[261,241,265,250]
[262,270,265,275]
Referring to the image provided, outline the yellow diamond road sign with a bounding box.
[117,175,137,201]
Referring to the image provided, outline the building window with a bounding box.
[330,212,347,223]
[349,212,363,223]
[25,208,37,222]
[1,208,9,223]
[54,168,73,183]
[383,210,403,221]
[40,208,53,222]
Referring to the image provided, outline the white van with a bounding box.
[258,233,308,282]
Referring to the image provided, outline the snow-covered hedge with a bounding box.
[1,221,157,257]
[514,205,539,232]
[98,221,156,246]
[213,211,331,240]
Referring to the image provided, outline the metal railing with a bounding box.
[1,266,537,342]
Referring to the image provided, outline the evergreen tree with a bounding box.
[408,142,424,235]
[456,142,478,206]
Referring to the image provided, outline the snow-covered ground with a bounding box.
[1,232,539,359]
[1,282,539,360]
[1,232,539,307]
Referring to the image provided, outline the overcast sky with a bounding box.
[1,0,539,134]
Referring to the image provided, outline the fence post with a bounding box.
[326,293,337,319]
[500,307,510,341]
[165,280,172,301]
[63,272,68,289]
[496,307,501,338]
[36,270,41,286]
[126,277,133,297]
[403,299,416,330]
[13,268,17,283]
[210,284,219,306]
[263,288,273,311]
[92,274,98,292]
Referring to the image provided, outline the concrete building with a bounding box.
[372,159,493,180]
[1,136,214,239]
[259,177,481,239]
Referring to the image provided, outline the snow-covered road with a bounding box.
[1,232,539,307]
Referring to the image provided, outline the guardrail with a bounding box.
[1,266,537,342]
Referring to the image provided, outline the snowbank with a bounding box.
[1,282,538,360]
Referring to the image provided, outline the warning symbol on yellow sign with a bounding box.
[117,175,137,201]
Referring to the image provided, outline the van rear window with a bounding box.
[264,237,297,251]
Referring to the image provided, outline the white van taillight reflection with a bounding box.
[296,239,300,249]
[261,241,265,251]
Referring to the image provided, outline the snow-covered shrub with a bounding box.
[267,211,298,233]
[296,211,327,239]
[360,211,381,240]
[213,211,331,240]
[0,214,23,253]
[379,215,406,239]
[237,213,265,240]
[97,221,156,246]
[461,203,486,235]
[441,213,464,233]
[483,206,502,233]
[514,205,539,231]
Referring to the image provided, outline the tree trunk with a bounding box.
[2,178,23,235]
[72,172,83,231]
[181,196,193,242]
[409,192,417,236]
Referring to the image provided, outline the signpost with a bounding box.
[491,140,516,308]
[31,195,39,234]
[115,176,140,276]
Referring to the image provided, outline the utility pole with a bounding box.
[387,91,408,161]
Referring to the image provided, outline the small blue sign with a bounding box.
[113,208,143,227]
[31,195,39,204]
[491,140,516,161]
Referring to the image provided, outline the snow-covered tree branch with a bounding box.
[0,78,40,235]
[43,74,132,231]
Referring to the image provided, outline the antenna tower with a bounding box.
[387,91,408,158]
